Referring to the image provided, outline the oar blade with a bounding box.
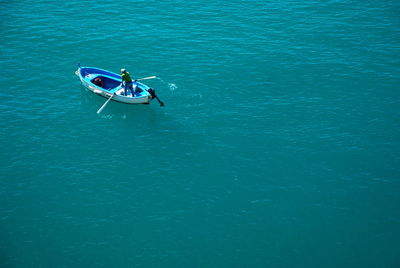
[97,94,114,114]
[137,76,157,81]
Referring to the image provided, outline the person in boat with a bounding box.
[93,77,104,88]
[120,68,135,96]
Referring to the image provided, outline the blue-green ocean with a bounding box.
[1,0,399,267]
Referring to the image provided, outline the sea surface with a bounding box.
[1,0,399,267]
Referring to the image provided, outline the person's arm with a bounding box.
[121,73,125,86]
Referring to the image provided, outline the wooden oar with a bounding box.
[97,93,115,114]
[136,76,157,81]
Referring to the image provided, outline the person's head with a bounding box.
[121,68,126,73]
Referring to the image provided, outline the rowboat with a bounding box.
[75,66,153,104]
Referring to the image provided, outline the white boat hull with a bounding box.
[81,78,151,104]
[76,67,153,105]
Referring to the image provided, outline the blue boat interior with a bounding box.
[80,67,121,80]
[79,67,151,97]
[91,75,120,90]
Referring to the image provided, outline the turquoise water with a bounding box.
[1,0,399,267]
